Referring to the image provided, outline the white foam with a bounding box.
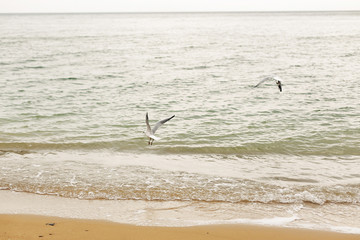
[237,215,299,226]
[330,226,360,235]
[187,215,299,227]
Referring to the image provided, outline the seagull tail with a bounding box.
[150,135,161,141]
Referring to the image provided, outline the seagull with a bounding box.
[254,76,283,92]
[145,112,175,145]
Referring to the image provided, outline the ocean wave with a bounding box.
[157,144,360,156]
[0,139,359,156]
[1,152,359,205]
[1,180,359,205]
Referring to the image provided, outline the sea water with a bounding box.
[0,12,359,233]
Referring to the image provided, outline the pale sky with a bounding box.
[0,0,359,13]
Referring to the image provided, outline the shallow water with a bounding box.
[0,12,359,232]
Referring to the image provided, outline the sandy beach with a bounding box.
[1,214,360,240]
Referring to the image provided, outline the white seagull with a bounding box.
[145,112,175,145]
[254,76,283,92]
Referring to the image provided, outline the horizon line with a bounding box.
[1,10,360,15]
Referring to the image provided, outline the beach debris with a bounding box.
[46,223,56,226]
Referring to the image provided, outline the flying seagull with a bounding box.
[254,76,283,92]
[145,112,175,145]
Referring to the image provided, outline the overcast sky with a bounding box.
[1,0,359,13]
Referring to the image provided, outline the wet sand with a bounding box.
[1,214,359,240]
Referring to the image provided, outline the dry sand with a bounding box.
[1,214,359,240]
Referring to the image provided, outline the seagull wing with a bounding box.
[254,77,273,87]
[145,112,152,134]
[152,115,175,134]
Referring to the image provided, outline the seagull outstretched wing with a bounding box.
[152,115,175,134]
[254,77,274,87]
[254,76,283,92]
[145,112,151,133]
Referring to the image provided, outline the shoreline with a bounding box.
[1,190,359,236]
[1,214,360,240]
